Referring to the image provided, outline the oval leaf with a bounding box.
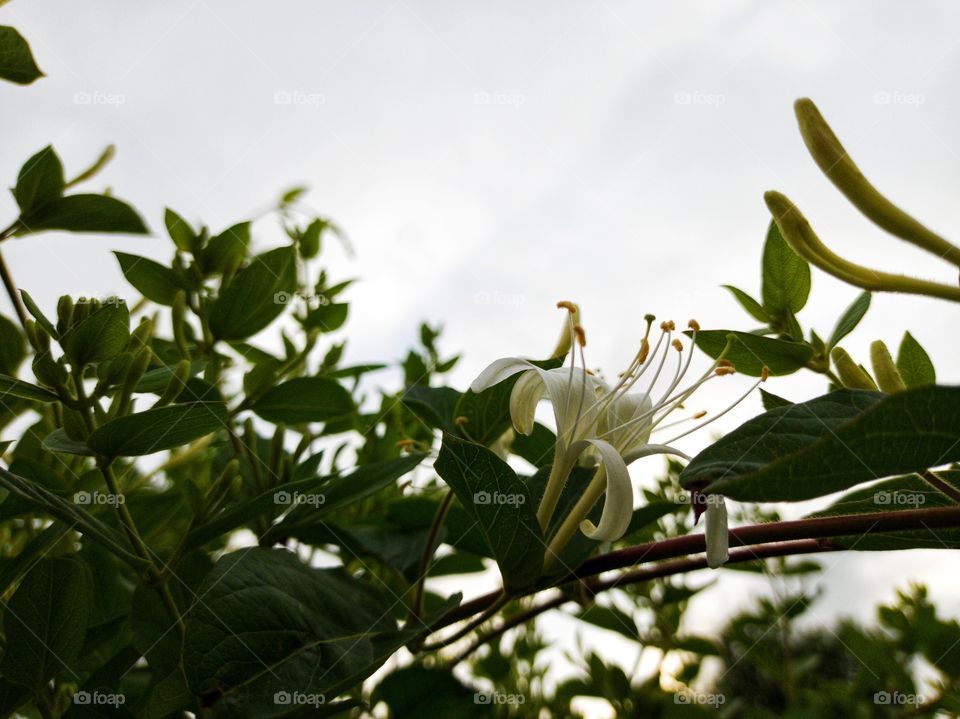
[87,401,227,457]
[688,329,814,376]
[0,26,43,85]
[209,246,296,340]
[114,251,188,305]
[17,194,148,235]
[761,220,811,315]
[250,376,353,424]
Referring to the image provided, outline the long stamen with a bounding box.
[661,369,767,445]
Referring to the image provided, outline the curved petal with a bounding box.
[567,438,634,542]
[604,391,653,452]
[509,370,544,435]
[469,357,537,393]
[540,368,604,446]
[705,497,729,568]
[621,443,691,466]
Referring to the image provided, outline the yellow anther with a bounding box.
[395,439,416,449]
[671,339,683,352]
[557,300,578,313]
[715,366,737,376]
[660,320,676,332]
[454,416,469,426]
[716,359,734,368]
[761,367,770,382]
[573,325,587,347]
[637,338,650,364]
[693,410,708,419]
[688,319,700,331]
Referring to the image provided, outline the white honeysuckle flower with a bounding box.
[704,496,729,568]
[471,302,764,560]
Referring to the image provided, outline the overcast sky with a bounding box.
[3,0,959,707]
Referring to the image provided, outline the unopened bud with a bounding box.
[869,340,905,393]
[831,347,877,390]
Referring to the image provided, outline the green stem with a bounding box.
[543,466,607,572]
[0,250,31,339]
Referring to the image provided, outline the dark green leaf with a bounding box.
[0,557,92,689]
[182,547,397,718]
[302,302,348,332]
[372,666,485,718]
[401,384,462,433]
[201,221,250,274]
[759,388,793,411]
[511,422,557,467]
[209,246,296,340]
[575,604,638,640]
[0,26,43,84]
[897,331,936,387]
[14,146,64,214]
[828,291,871,348]
[761,219,811,314]
[87,401,227,457]
[0,373,59,403]
[435,434,543,590]
[17,194,148,235]
[62,300,130,366]
[250,376,353,424]
[113,251,187,305]
[681,386,960,502]
[41,428,93,455]
[688,329,814,376]
[298,218,323,259]
[261,454,425,544]
[722,285,770,323]
[0,313,25,374]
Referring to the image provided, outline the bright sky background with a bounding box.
[2,1,960,712]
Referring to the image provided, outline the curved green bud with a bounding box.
[56,296,74,337]
[795,98,960,268]
[154,359,191,408]
[869,340,906,392]
[764,191,960,303]
[831,347,877,390]
[171,290,191,360]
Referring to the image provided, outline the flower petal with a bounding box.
[571,439,634,542]
[604,391,654,452]
[469,357,537,393]
[621,443,690,466]
[539,367,604,446]
[705,497,729,568]
[509,370,544,435]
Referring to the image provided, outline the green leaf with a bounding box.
[401,385,462,433]
[761,219,811,314]
[0,557,92,689]
[209,246,296,340]
[250,376,353,424]
[14,146,64,214]
[0,373,59,403]
[810,471,960,550]
[435,434,544,590]
[372,666,485,718]
[511,422,557,467]
[0,26,43,84]
[721,285,770,323]
[681,386,960,502]
[897,331,936,387]
[114,251,187,305]
[828,291,871,348]
[182,547,398,717]
[17,194,148,235]
[302,302,348,332]
[576,604,638,640]
[61,300,130,366]
[298,218,324,259]
[687,329,814,376]
[260,454,426,545]
[164,208,195,251]
[759,387,793,411]
[87,401,227,457]
[201,221,250,274]
[0,314,26,374]
[41,428,93,455]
